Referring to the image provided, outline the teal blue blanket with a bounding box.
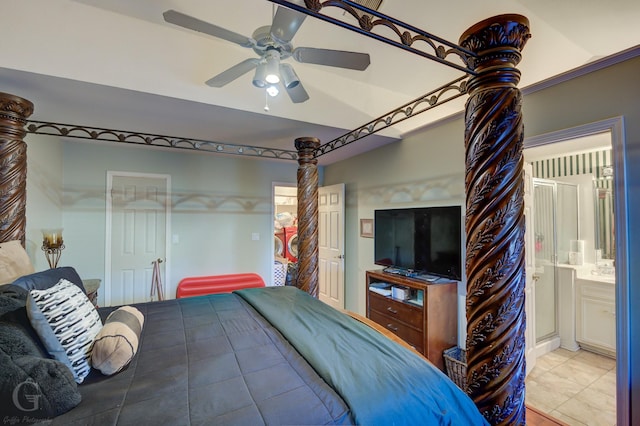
[236,286,488,426]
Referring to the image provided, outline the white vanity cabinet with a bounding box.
[576,278,616,357]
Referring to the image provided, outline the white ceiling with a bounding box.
[1,0,639,165]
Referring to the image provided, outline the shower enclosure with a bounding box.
[533,179,579,343]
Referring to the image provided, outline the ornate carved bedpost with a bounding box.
[459,15,531,425]
[0,93,34,246]
[295,137,320,297]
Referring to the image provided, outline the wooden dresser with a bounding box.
[365,270,458,371]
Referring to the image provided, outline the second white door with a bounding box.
[318,183,345,309]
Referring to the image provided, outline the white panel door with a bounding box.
[107,174,169,306]
[523,162,537,376]
[318,183,345,309]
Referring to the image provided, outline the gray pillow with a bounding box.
[0,284,28,316]
[12,267,86,294]
[0,321,81,419]
[0,285,48,357]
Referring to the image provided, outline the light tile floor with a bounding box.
[525,348,617,426]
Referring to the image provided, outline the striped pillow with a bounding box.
[27,279,102,383]
[91,306,144,375]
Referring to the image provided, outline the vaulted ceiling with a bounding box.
[1,0,639,164]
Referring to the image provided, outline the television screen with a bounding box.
[374,206,462,280]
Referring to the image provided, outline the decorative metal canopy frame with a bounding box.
[316,75,468,157]
[269,0,478,74]
[24,71,469,162]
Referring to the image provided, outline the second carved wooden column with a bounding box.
[295,137,320,297]
[459,15,531,425]
[0,92,34,246]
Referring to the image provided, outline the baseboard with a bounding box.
[536,336,561,357]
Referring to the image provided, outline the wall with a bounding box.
[323,117,467,342]
[24,135,299,306]
[25,135,64,271]
[324,53,640,423]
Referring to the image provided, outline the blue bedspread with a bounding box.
[236,286,488,426]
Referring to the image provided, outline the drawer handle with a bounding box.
[386,323,398,332]
[386,306,398,314]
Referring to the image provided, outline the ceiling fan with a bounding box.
[163,5,371,103]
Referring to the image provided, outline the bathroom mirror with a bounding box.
[593,177,615,260]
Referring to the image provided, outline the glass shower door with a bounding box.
[533,179,558,342]
[533,179,579,343]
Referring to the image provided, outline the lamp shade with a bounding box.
[280,63,300,89]
[252,62,268,88]
[42,228,63,249]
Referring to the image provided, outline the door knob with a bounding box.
[532,274,540,282]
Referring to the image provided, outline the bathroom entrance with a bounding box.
[523,125,620,423]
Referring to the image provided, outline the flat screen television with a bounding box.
[374,205,462,280]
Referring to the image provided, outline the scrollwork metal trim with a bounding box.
[26,121,299,161]
[315,75,468,157]
[268,0,477,74]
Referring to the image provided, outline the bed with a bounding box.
[0,267,487,425]
[0,2,532,423]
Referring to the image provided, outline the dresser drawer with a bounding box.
[369,292,423,330]
[369,310,424,352]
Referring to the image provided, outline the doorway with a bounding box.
[523,121,623,424]
[273,184,298,286]
[272,183,346,309]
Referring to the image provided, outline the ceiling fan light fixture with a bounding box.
[166,9,371,103]
[252,62,268,88]
[266,84,280,97]
[264,49,281,84]
[280,63,300,89]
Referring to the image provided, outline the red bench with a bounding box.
[176,273,265,298]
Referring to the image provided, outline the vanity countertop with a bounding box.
[577,264,616,284]
[556,263,616,284]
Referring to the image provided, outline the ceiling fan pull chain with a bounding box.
[264,90,270,112]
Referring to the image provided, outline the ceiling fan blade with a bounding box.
[163,10,255,48]
[286,81,310,103]
[205,58,260,87]
[270,4,307,44]
[293,47,370,71]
